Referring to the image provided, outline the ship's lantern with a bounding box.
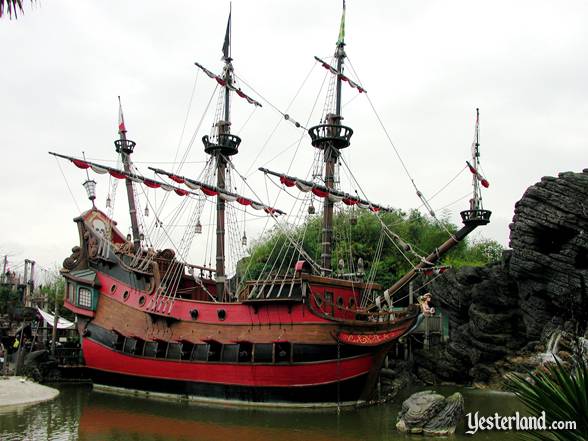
[308,201,316,215]
[106,195,112,208]
[195,218,203,234]
[241,231,248,247]
[144,205,149,217]
[83,179,97,203]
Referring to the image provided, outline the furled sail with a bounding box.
[314,56,366,94]
[49,152,284,215]
[149,166,285,215]
[259,167,392,212]
[194,61,262,107]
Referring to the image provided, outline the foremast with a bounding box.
[309,2,353,274]
[115,97,141,252]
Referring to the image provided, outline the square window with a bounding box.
[78,287,93,308]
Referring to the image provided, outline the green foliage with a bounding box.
[504,357,588,441]
[0,284,20,315]
[238,209,503,287]
[39,270,74,321]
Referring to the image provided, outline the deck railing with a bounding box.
[414,314,443,334]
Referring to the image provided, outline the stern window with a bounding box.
[78,287,93,308]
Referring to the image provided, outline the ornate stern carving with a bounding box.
[63,246,82,271]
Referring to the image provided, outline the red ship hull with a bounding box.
[62,209,418,406]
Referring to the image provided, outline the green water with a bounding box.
[0,385,525,440]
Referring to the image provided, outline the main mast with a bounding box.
[309,2,353,274]
[201,8,241,300]
[114,98,141,252]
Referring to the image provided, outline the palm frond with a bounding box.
[504,356,588,441]
[0,0,33,19]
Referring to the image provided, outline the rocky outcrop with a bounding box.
[396,390,464,435]
[414,169,588,384]
[510,171,588,336]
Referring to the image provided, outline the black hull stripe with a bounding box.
[88,368,370,405]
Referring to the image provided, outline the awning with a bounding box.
[36,307,75,329]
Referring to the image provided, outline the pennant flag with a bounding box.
[337,0,346,45]
[118,96,126,135]
[222,8,231,60]
[466,161,490,188]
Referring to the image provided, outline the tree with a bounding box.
[238,209,503,288]
[39,270,74,321]
[0,284,20,315]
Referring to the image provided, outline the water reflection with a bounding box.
[0,385,89,441]
[0,385,525,441]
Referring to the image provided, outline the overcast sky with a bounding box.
[1,0,587,284]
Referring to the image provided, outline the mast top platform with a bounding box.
[460,209,492,226]
[308,124,353,150]
[114,138,136,155]
[202,132,241,156]
[308,114,353,150]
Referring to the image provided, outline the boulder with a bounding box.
[396,390,464,435]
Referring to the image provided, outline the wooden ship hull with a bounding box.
[62,210,418,406]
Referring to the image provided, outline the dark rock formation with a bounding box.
[414,169,588,384]
[510,171,588,336]
[396,390,464,435]
[380,360,415,399]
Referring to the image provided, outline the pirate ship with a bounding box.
[51,5,490,406]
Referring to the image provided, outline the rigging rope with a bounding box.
[172,69,200,166]
[55,157,81,213]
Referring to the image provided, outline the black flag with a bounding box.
[222,9,231,60]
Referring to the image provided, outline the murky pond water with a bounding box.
[0,384,525,440]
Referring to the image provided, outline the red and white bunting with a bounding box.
[237,197,252,206]
[201,187,218,197]
[109,170,126,180]
[91,164,108,174]
[73,159,90,169]
[169,175,185,184]
[219,192,238,202]
[53,153,285,216]
[270,169,390,212]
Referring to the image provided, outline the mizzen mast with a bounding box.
[308,1,353,274]
[114,97,141,252]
